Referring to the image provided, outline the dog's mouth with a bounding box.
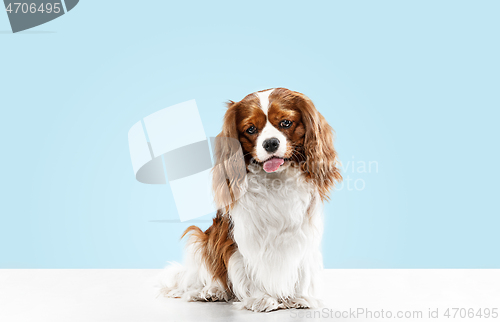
[262,157,285,173]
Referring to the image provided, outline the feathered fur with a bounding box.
[160,88,341,312]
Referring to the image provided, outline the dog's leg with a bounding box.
[282,249,324,309]
[227,250,286,312]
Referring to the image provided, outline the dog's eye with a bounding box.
[279,120,293,129]
[246,126,257,134]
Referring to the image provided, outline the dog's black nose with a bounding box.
[263,138,280,153]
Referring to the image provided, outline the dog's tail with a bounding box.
[181,225,205,242]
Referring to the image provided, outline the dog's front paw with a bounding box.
[283,296,322,309]
[183,286,231,302]
[236,296,285,312]
[200,286,232,302]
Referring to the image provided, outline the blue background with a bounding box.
[1,1,499,268]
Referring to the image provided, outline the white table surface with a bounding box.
[0,269,498,322]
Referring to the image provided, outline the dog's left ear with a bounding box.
[211,101,247,212]
[296,94,342,200]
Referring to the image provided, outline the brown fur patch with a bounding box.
[182,211,236,292]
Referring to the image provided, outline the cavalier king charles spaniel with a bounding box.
[160,88,342,312]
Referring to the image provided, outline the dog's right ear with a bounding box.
[212,101,247,212]
[296,94,342,201]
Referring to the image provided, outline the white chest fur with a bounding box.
[230,167,323,298]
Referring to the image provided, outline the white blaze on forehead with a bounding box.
[254,88,287,162]
[255,89,274,114]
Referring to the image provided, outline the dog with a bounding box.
[160,88,341,312]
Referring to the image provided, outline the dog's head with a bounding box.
[213,88,342,208]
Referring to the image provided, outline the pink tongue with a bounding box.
[263,158,284,173]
